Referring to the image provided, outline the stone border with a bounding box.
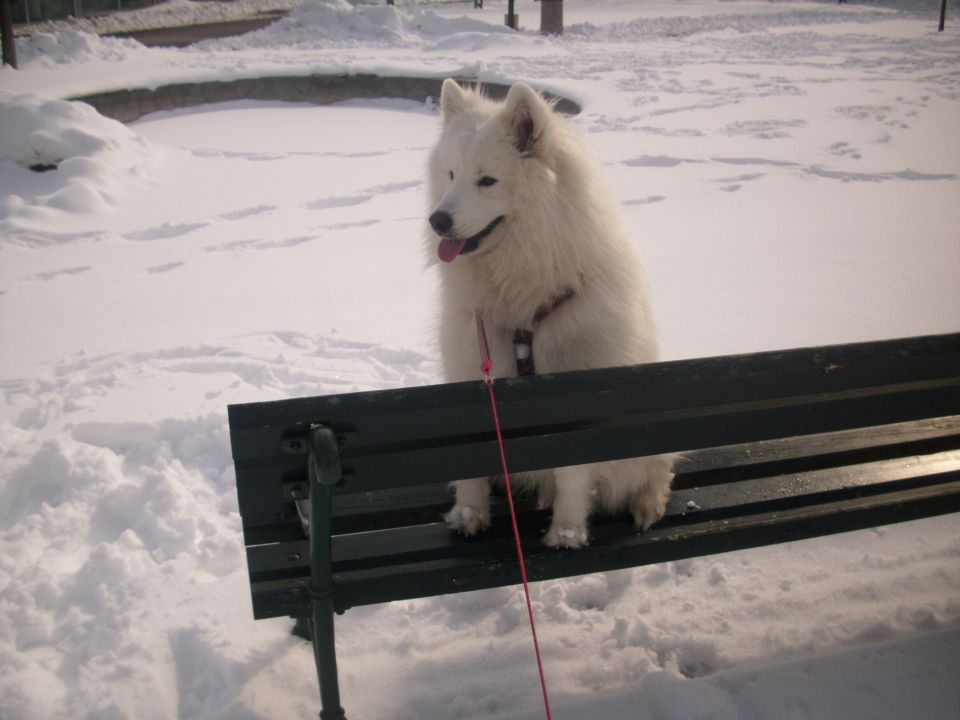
[104,15,287,48]
[73,74,581,124]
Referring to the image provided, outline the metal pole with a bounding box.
[1,0,16,69]
[505,0,517,29]
[307,426,347,720]
[939,0,947,31]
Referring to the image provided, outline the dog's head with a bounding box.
[427,79,559,264]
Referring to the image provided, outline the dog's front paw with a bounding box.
[444,504,491,536]
[543,522,589,549]
[630,489,668,531]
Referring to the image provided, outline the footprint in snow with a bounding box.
[146,262,185,274]
[319,219,380,231]
[366,180,421,194]
[717,172,766,192]
[124,222,210,241]
[30,266,91,281]
[305,195,372,210]
[624,195,666,206]
[6,229,108,248]
[622,155,702,168]
[211,236,318,251]
[830,142,863,160]
[638,125,705,138]
[714,157,799,169]
[203,236,319,252]
[722,118,806,140]
[269,235,317,248]
[835,104,909,130]
[219,205,276,221]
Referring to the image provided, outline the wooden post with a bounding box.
[939,0,947,31]
[1,0,16,69]
[540,0,562,35]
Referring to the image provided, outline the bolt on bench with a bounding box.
[227,332,960,719]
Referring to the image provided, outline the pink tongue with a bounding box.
[437,237,469,263]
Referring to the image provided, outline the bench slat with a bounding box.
[326,378,957,494]
[241,416,960,544]
[250,476,960,618]
[246,447,960,618]
[232,334,960,541]
[229,333,959,460]
[254,448,960,575]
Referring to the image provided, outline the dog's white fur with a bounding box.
[426,79,673,548]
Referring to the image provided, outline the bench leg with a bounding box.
[310,596,346,720]
[308,426,347,720]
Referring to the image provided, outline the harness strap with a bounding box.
[513,288,575,376]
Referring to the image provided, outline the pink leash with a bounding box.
[475,311,554,720]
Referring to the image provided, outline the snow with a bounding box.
[1,1,959,718]
[16,0,302,37]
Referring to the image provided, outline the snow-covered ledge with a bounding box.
[73,73,581,123]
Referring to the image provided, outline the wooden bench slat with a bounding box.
[239,415,960,545]
[232,333,960,540]
[677,415,960,471]
[335,478,960,611]
[675,416,960,486]
[246,447,960,618]
[228,333,959,462]
[249,473,960,618]
[327,379,958,494]
[229,335,959,486]
[252,447,960,576]
[326,416,960,532]
[234,373,957,533]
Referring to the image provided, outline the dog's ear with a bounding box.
[503,83,550,155]
[440,79,469,124]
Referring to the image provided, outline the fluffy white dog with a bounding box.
[426,79,673,549]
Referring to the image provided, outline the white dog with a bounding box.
[426,79,673,549]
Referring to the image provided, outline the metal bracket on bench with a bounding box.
[309,425,343,489]
[306,425,347,720]
[289,426,347,535]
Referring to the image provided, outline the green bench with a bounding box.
[227,332,960,719]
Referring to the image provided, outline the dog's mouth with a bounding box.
[436,216,505,263]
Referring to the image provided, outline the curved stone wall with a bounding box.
[73,73,581,123]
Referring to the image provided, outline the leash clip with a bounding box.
[475,310,494,378]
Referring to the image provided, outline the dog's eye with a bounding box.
[449,171,454,181]
[477,176,498,188]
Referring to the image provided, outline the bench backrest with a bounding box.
[230,333,960,546]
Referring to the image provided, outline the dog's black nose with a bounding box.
[429,210,454,236]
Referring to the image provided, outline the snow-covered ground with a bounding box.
[1,1,959,718]
[13,0,300,36]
